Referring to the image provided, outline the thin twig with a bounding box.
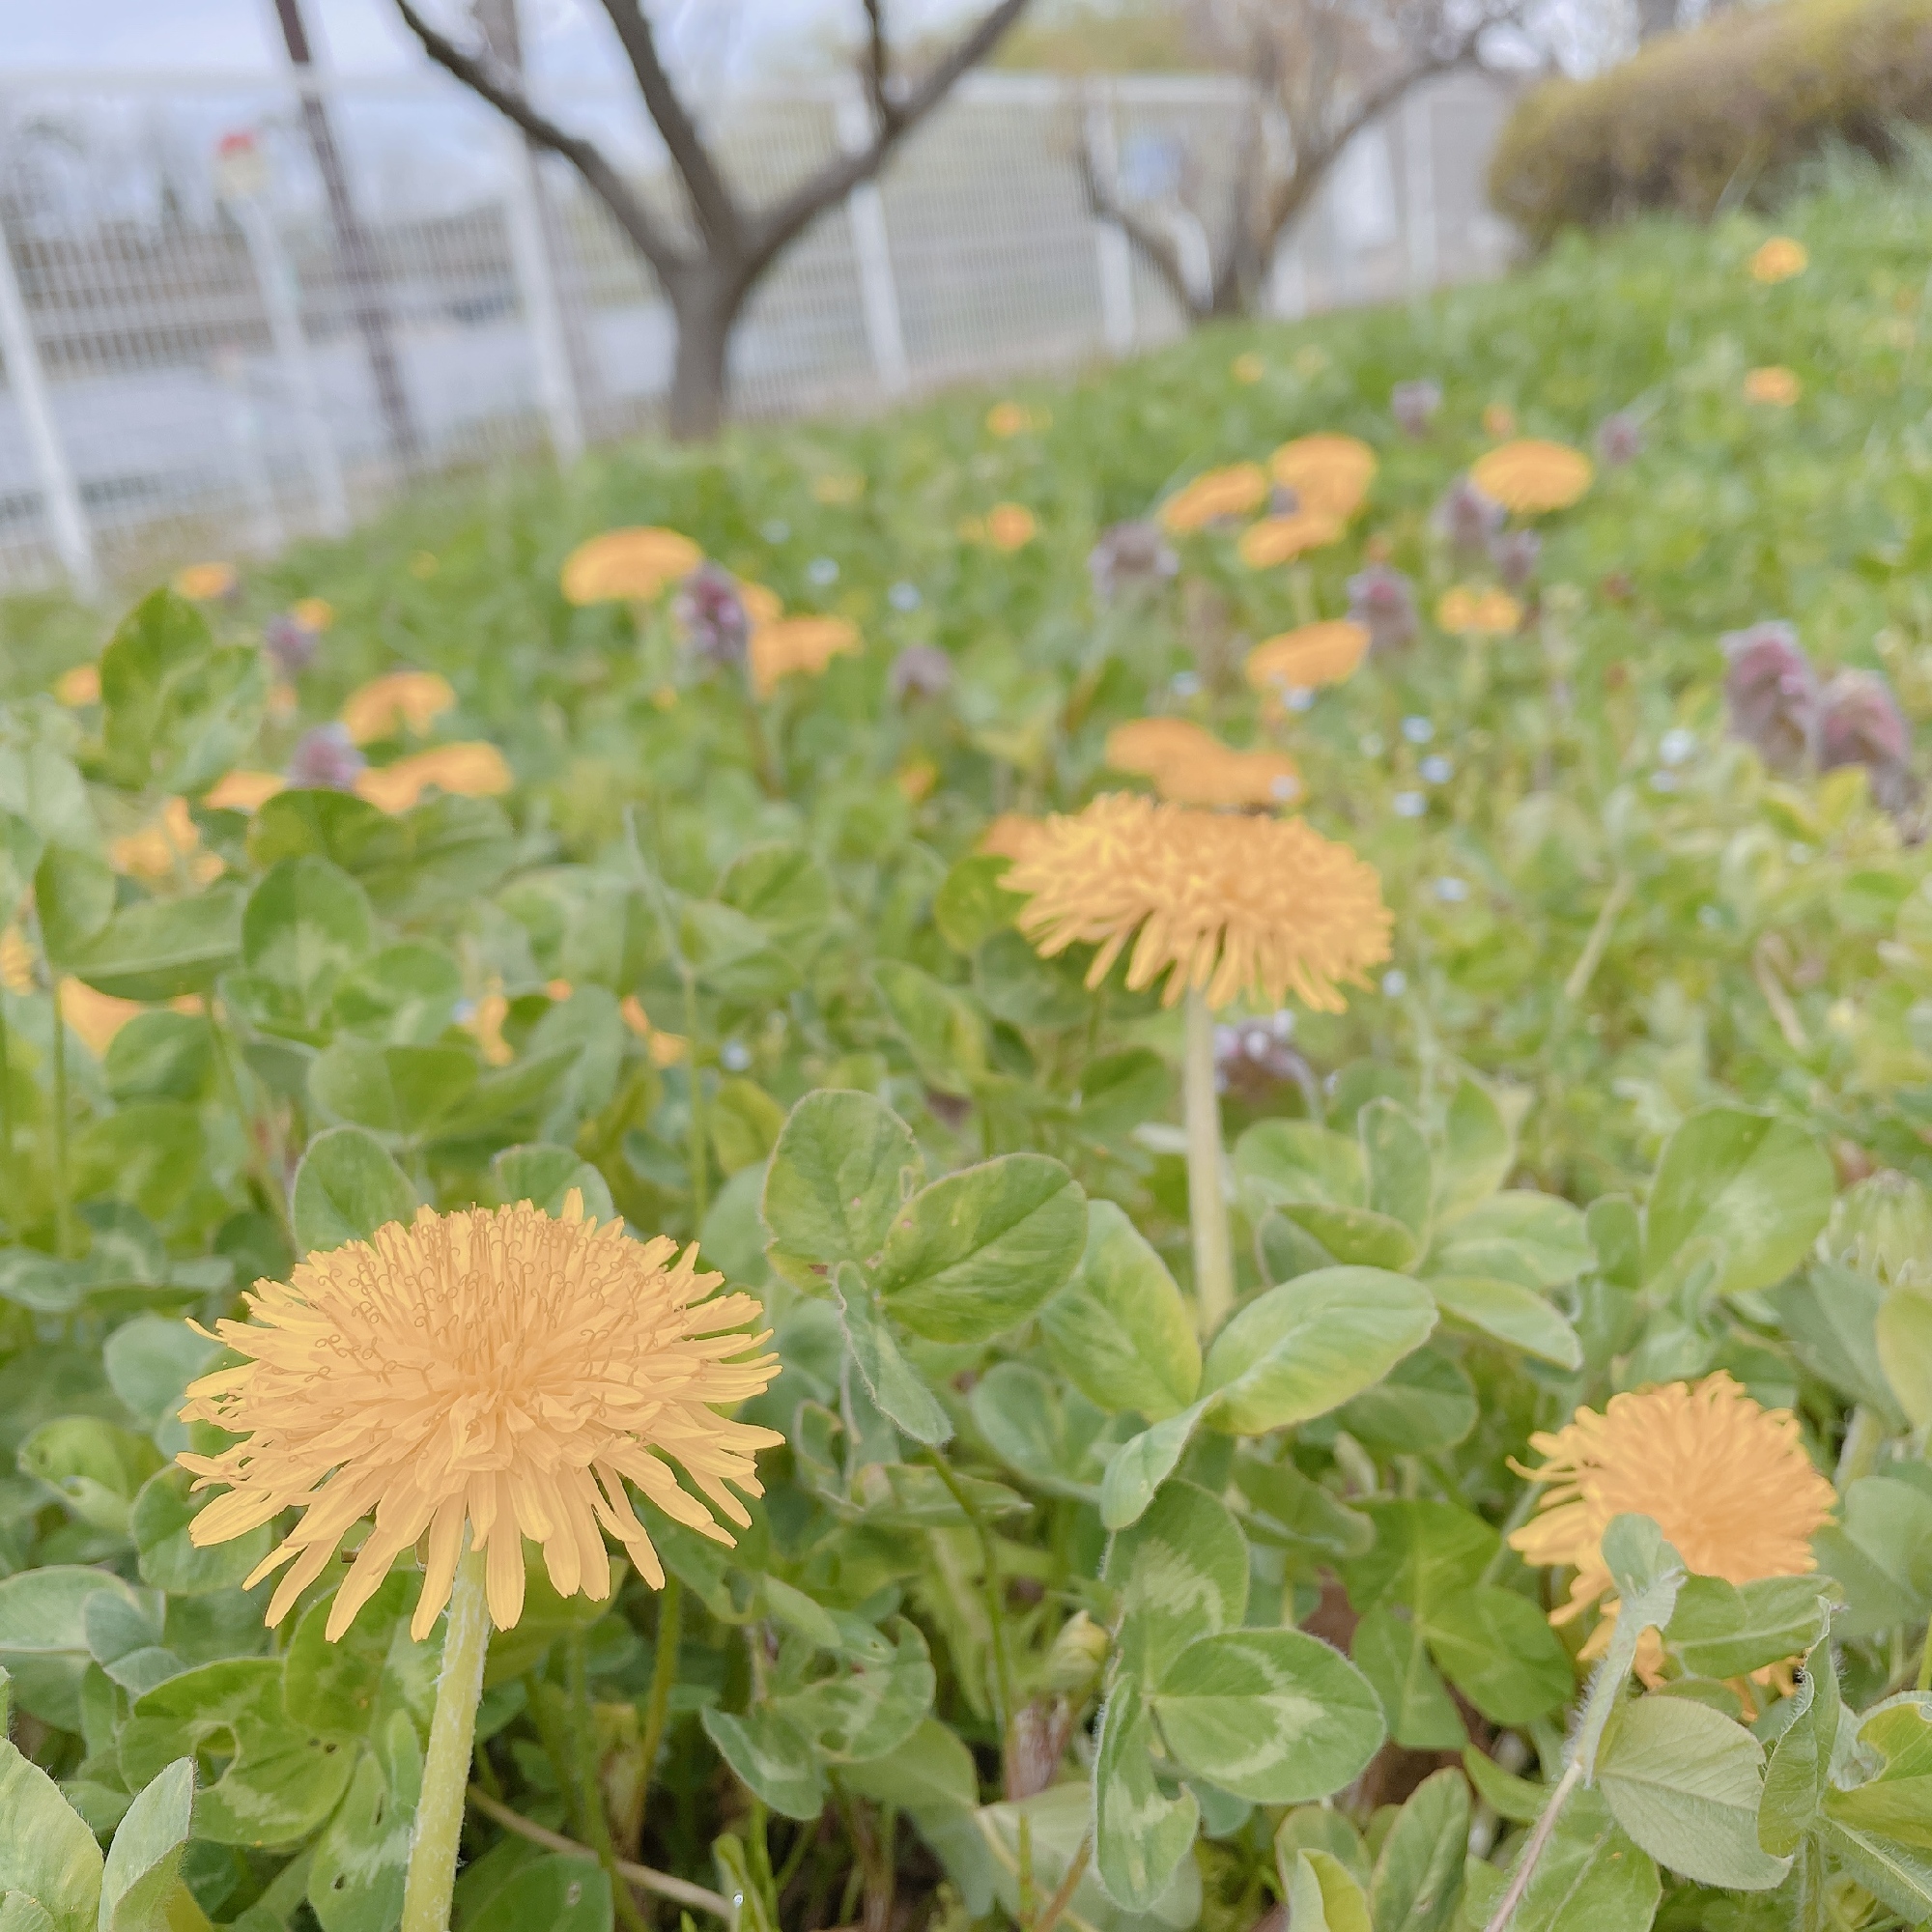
[1033,1833,1093,1932]
[465,1784,734,1918]
[1562,872,1633,1004]
[1480,1759,1581,1932]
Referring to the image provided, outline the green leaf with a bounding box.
[872,1152,1086,1343]
[1150,1628,1383,1804]
[833,1264,952,1446]
[933,854,1026,952]
[36,845,115,968]
[0,1896,58,1932]
[0,1737,101,1932]
[1350,1606,1463,1750]
[0,738,92,852]
[1642,1107,1833,1298]
[1432,1078,1516,1225]
[708,1078,785,1178]
[1822,1694,1932,1850]
[1105,1480,1248,1685]
[17,1416,162,1534]
[1360,1099,1433,1236]
[307,1041,478,1140]
[1758,1637,1838,1856]
[307,1714,421,1932]
[69,888,245,1002]
[1425,1274,1581,1369]
[1232,1456,1373,1564]
[701,1706,825,1821]
[241,857,375,1005]
[1876,1287,1932,1428]
[761,1090,923,1287]
[283,1573,440,1747]
[1092,1675,1199,1914]
[1813,1473,1932,1638]
[969,1363,1101,1500]
[1461,1745,1548,1824]
[1333,1349,1476,1454]
[872,960,984,1095]
[99,1757,194,1932]
[1275,1205,1419,1272]
[1587,1194,1642,1288]
[72,1105,207,1223]
[99,591,265,794]
[102,1318,215,1435]
[1366,1766,1466,1932]
[1428,1192,1592,1288]
[130,1467,270,1596]
[1098,1402,1208,1532]
[488,1145,616,1224]
[1234,1122,1365,1211]
[1289,1851,1371,1932]
[1200,1267,1436,1435]
[0,1566,145,1731]
[1595,1694,1789,1889]
[461,1854,610,1932]
[773,1618,934,1764]
[1479,1787,1659,1932]
[717,842,834,942]
[1818,1819,1932,1924]
[290,1126,416,1254]
[119,1659,355,1848]
[1663,1576,1831,1681]
[1038,1200,1201,1419]
[1423,1585,1573,1724]
[1575,1514,1685,1776]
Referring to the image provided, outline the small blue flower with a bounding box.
[1393,790,1427,818]
[1402,716,1435,745]
[1434,876,1469,903]
[1697,904,1722,929]
[760,519,790,544]
[1171,670,1202,698]
[1659,726,1697,767]
[889,581,922,611]
[721,1039,753,1072]
[1381,969,1408,997]
[807,556,839,586]
[1650,770,1679,792]
[1420,753,1454,784]
[1358,732,1385,758]
[1286,687,1316,714]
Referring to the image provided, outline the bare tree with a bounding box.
[393,0,1035,440]
[1082,0,1521,321]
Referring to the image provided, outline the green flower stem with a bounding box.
[48,974,73,1260]
[204,1005,294,1248]
[0,989,14,1185]
[1182,989,1235,1335]
[1479,1758,1581,1932]
[401,1546,491,1932]
[566,1630,650,1932]
[924,1448,1018,1747]
[638,1576,682,1784]
[682,973,708,1230]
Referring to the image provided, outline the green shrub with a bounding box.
[1490,0,1932,245]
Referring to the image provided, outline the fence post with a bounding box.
[1085,87,1136,356]
[500,131,585,468]
[229,194,351,537]
[1403,89,1437,296]
[0,220,99,602]
[833,81,911,396]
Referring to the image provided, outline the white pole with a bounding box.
[500,132,585,467]
[216,351,284,554]
[1086,88,1136,356]
[0,221,99,601]
[1403,88,1437,296]
[230,194,350,536]
[833,80,911,396]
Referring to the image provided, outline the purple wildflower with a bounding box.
[1820,669,1918,811]
[1491,527,1543,589]
[1720,621,1817,774]
[674,562,750,668]
[263,611,320,678]
[1391,379,1443,438]
[889,643,953,703]
[1088,520,1179,603]
[1596,412,1643,467]
[1347,562,1419,653]
[287,723,365,791]
[1434,474,1505,555]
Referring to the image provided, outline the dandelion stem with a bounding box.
[1479,1759,1581,1932]
[48,976,73,1260]
[401,1546,491,1932]
[566,1631,651,1932]
[923,1448,1018,1748]
[1182,988,1235,1335]
[639,1576,682,1786]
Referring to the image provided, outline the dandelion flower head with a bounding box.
[1159,463,1268,533]
[1246,620,1369,694]
[1267,436,1377,521]
[174,562,238,602]
[1436,586,1523,637]
[110,797,223,886]
[341,669,457,746]
[355,742,513,814]
[1745,366,1802,407]
[986,401,1033,437]
[1237,510,1346,570]
[1509,1373,1835,1661]
[1003,792,1389,1011]
[1468,440,1593,516]
[204,770,289,814]
[60,979,146,1057]
[1105,719,1299,810]
[1750,238,1807,284]
[561,527,704,605]
[1,926,34,996]
[979,813,1046,864]
[1231,353,1265,384]
[986,503,1038,552]
[749,615,862,698]
[179,1195,781,1641]
[54,664,100,707]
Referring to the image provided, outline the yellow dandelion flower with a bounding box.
[986,401,1032,437]
[1158,745,1301,810]
[811,473,866,505]
[1436,586,1522,637]
[355,743,513,815]
[1267,436,1377,521]
[1245,619,1370,693]
[1510,1374,1835,1671]
[1750,238,1807,284]
[749,615,862,699]
[341,669,457,745]
[1105,718,1218,778]
[620,994,688,1065]
[986,503,1037,551]
[1469,440,1593,515]
[266,683,299,723]
[1483,403,1518,440]
[291,596,335,631]
[60,979,146,1057]
[173,561,238,601]
[1004,792,1390,1011]
[204,770,287,813]
[559,527,703,605]
[464,991,513,1066]
[1231,354,1265,385]
[110,797,219,885]
[178,1196,781,1639]
[53,663,99,706]
[1159,463,1268,533]
[1745,366,1802,407]
[1237,510,1345,570]
[1,926,34,996]
[740,582,783,626]
[979,813,1045,864]
[896,757,938,803]
[547,979,573,1001]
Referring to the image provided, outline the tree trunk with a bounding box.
[666,281,734,441]
[1635,0,1679,37]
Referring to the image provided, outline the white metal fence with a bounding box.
[0,66,1521,598]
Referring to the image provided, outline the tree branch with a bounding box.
[392,0,688,277]
[596,0,746,254]
[745,0,1034,276]
[862,0,896,131]
[1076,124,1206,321]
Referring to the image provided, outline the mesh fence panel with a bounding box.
[0,68,1519,594]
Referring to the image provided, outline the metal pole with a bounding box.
[500,130,584,466]
[230,194,350,534]
[0,220,99,600]
[833,80,910,397]
[1403,88,1437,296]
[1086,87,1136,356]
